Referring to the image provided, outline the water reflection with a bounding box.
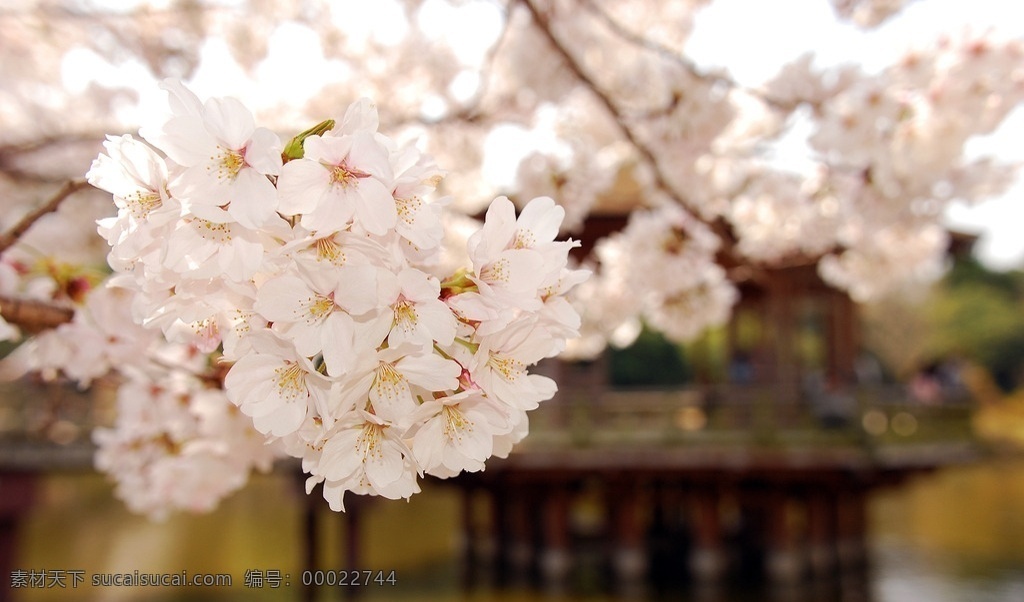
[15,457,1024,601]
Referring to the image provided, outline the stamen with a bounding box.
[442,405,473,442]
[487,353,525,383]
[395,197,423,226]
[125,190,162,219]
[274,362,307,401]
[209,145,245,181]
[392,298,419,333]
[314,237,346,265]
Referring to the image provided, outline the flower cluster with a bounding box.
[85,80,586,512]
[564,204,735,357]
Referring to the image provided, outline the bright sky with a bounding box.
[686,0,1024,269]
[63,0,1024,268]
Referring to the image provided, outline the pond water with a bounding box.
[11,456,1024,601]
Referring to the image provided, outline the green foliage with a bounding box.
[928,257,1024,391]
[609,326,691,387]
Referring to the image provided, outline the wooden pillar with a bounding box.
[458,486,486,587]
[609,480,647,584]
[301,478,318,602]
[806,489,837,577]
[341,495,364,601]
[504,483,535,576]
[826,291,858,385]
[765,490,803,583]
[836,487,868,570]
[541,484,572,584]
[0,472,36,602]
[689,487,726,581]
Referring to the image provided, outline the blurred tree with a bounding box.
[863,255,1024,392]
[928,257,1024,391]
[609,326,691,387]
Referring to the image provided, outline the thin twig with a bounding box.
[0,179,91,255]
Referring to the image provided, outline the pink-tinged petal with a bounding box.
[398,268,440,302]
[299,186,357,233]
[338,97,379,134]
[521,373,557,407]
[185,202,233,223]
[415,300,458,346]
[160,78,203,117]
[218,237,265,282]
[483,249,546,293]
[411,417,445,471]
[541,296,582,332]
[451,420,492,463]
[90,135,168,199]
[366,438,406,489]
[333,370,376,414]
[319,429,363,481]
[376,270,402,305]
[368,365,413,421]
[352,177,397,235]
[354,312,394,353]
[321,313,357,377]
[515,196,564,246]
[277,159,332,216]
[255,275,311,322]
[203,96,255,149]
[148,115,215,167]
[227,170,278,228]
[334,265,384,316]
[224,355,275,403]
[303,135,353,166]
[469,196,516,265]
[253,400,306,437]
[245,127,283,175]
[397,353,460,392]
[349,131,393,182]
[322,481,347,512]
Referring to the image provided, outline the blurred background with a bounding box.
[2,0,1024,600]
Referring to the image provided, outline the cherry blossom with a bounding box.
[51,79,588,515]
[142,81,283,229]
[4,0,1022,518]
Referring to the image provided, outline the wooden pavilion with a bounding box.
[448,206,980,591]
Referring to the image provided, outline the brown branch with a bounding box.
[0,179,91,255]
[0,296,74,333]
[516,0,737,247]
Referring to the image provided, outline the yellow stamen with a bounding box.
[195,219,233,244]
[373,362,406,401]
[331,164,355,187]
[313,237,346,265]
[442,405,473,442]
[395,197,423,226]
[209,145,245,181]
[304,295,335,323]
[487,353,524,383]
[513,229,536,249]
[274,362,307,400]
[480,258,510,284]
[356,422,386,463]
[392,299,419,333]
[125,190,162,219]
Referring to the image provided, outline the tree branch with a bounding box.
[517,0,737,246]
[0,179,91,255]
[0,296,74,333]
